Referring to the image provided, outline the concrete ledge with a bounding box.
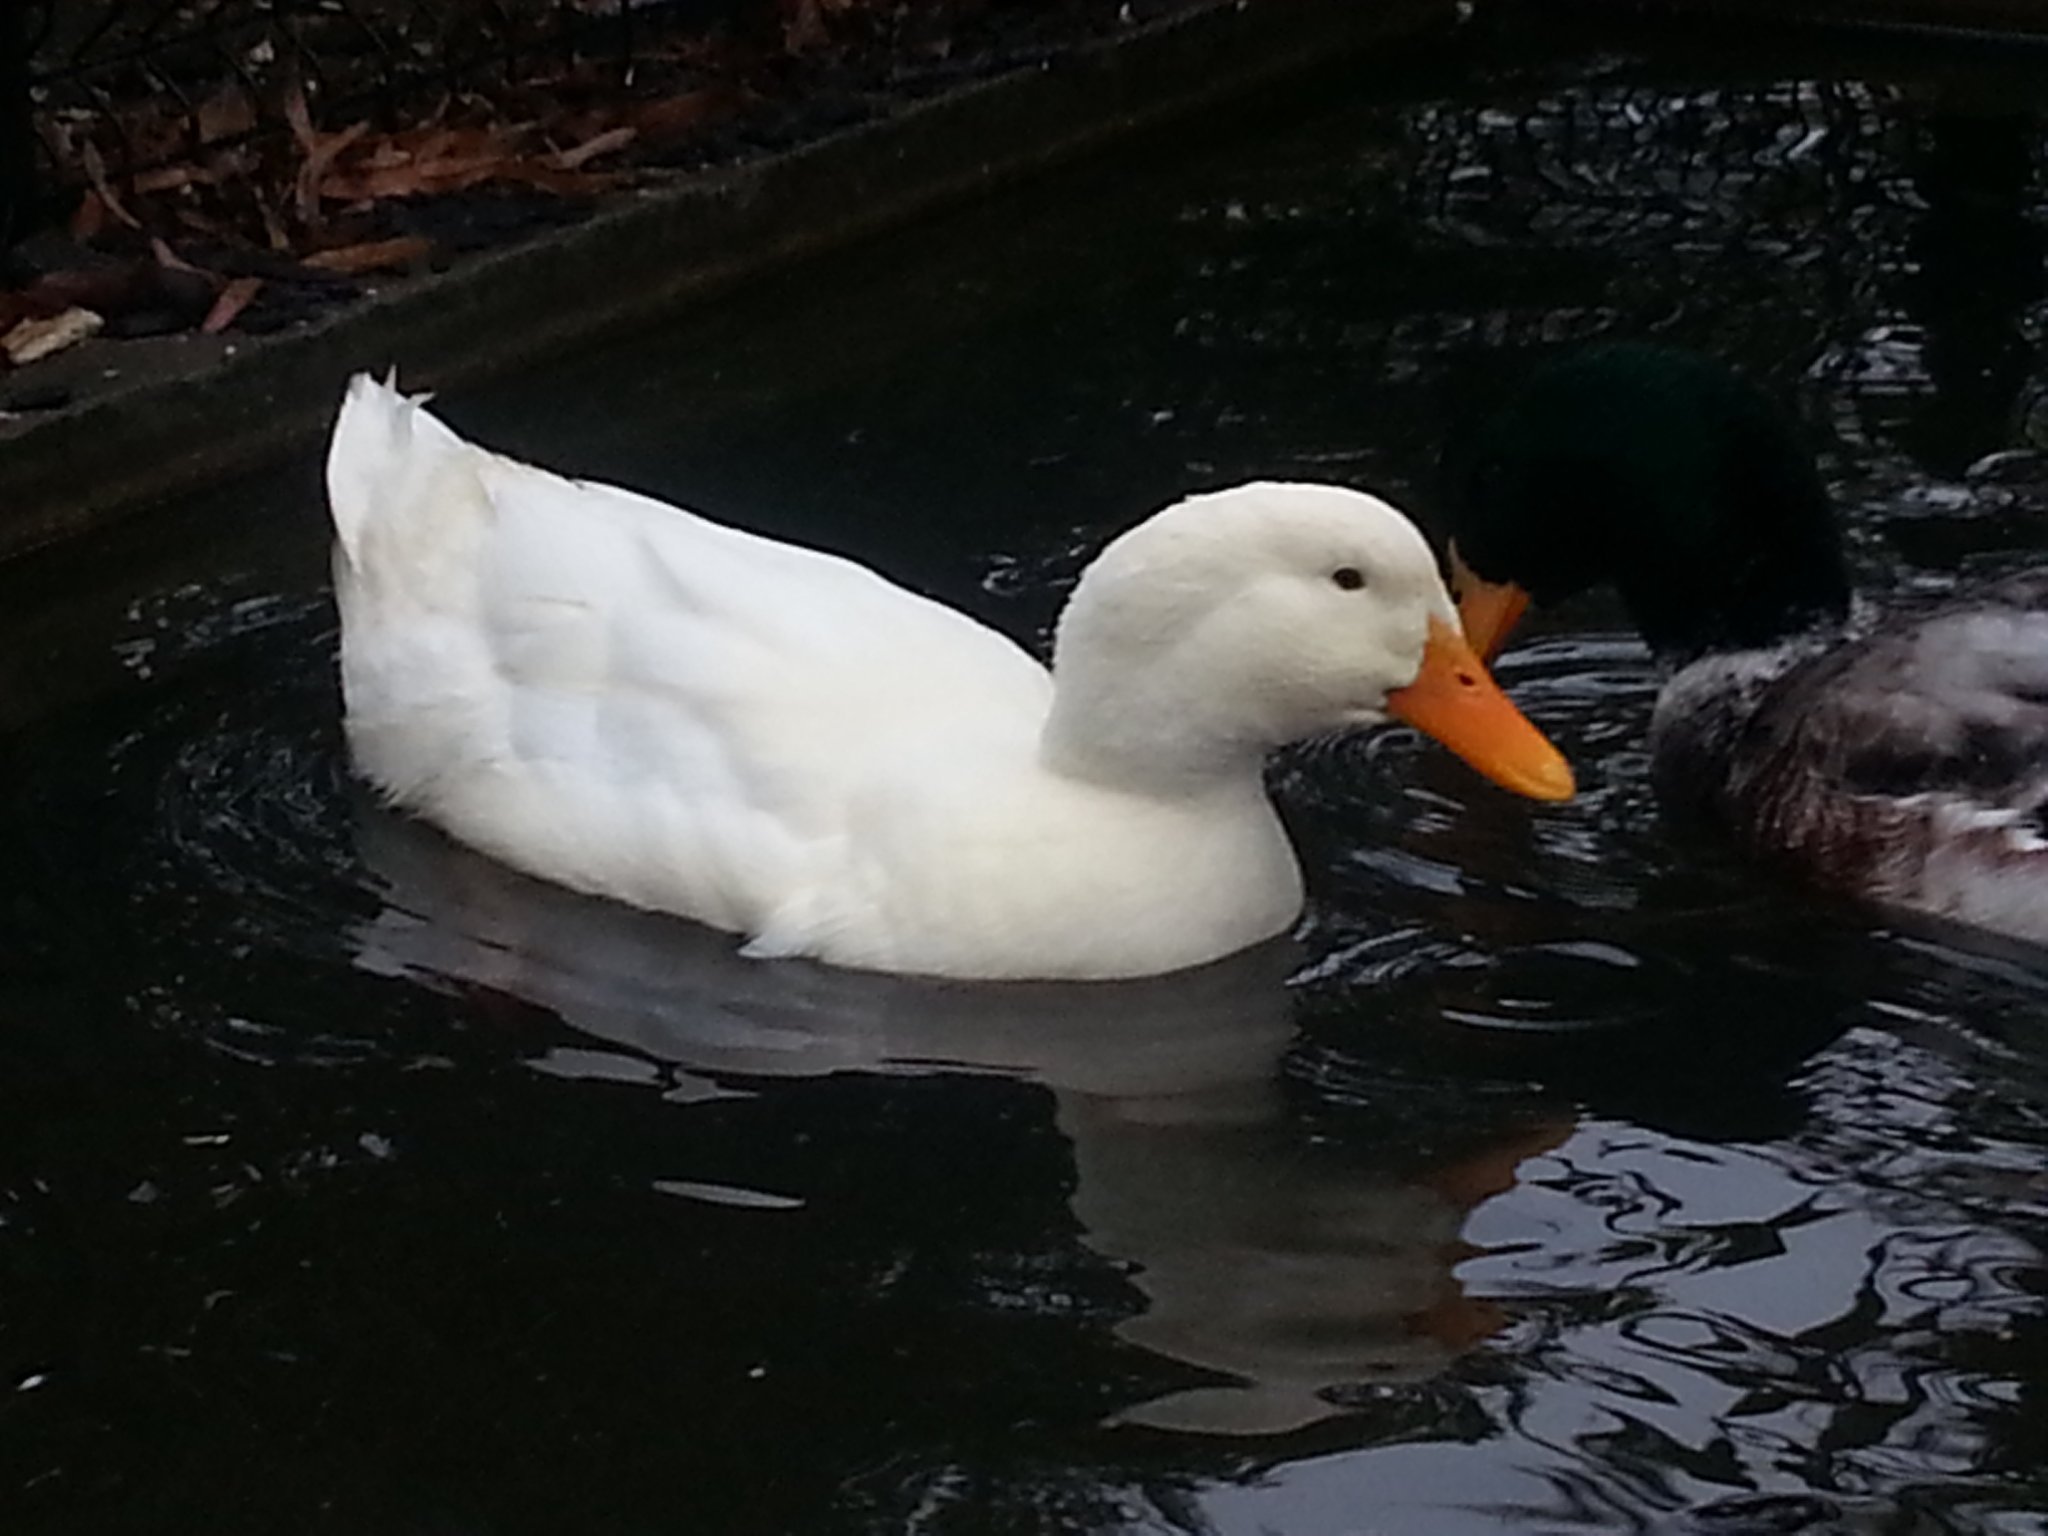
[0,0,1455,560]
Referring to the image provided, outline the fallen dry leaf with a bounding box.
[283,79,375,231]
[259,199,292,253]
[194,85,259,146]
[303,236,436,275]
[148,236,207,276]
[76,144,141,230]
[3,307,106,367]
[132,162,217,195]
[502,162,619,196]
[551,124,637,171]
[630,88,742,142]
[297,120,370,227]
[173,204,232,239]
[282,79,318,155]
[200,276,264,334]
[320,154,498,202]
[69,190,111,242]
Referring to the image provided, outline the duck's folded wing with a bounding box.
[471,453,1051,782]
[1758,575,2048,803]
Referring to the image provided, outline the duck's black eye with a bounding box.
[1330,566,1366,591]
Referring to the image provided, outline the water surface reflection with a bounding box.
[354,809,1572,1439]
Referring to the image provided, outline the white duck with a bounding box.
[327,375,1571,981]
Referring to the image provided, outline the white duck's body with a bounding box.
[329,376,1567,980]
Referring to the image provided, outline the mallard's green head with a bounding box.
[1440,343,1852,663]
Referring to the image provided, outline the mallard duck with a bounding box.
[327,375,1571,981]
[1441,341,2048,946]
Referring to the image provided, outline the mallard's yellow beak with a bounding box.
[1387,616,1575,802]
[1448,542,1532,663]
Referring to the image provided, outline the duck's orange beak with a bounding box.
[1387,615,1574,802]
[1448,542,1532,663]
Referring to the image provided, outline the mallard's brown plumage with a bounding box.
[1702,572,2048,935]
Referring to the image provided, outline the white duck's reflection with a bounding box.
[349,807,1567,1437]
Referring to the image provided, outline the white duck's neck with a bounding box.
[1035,523,1311,799]
[1038,665,1274,798]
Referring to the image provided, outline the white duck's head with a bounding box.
[1042,481,1574,802]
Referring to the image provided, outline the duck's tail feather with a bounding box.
[326,371,468,569]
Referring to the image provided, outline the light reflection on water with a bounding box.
[4,16,2048,1536]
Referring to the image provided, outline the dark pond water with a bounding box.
[8,17,2048,1535]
